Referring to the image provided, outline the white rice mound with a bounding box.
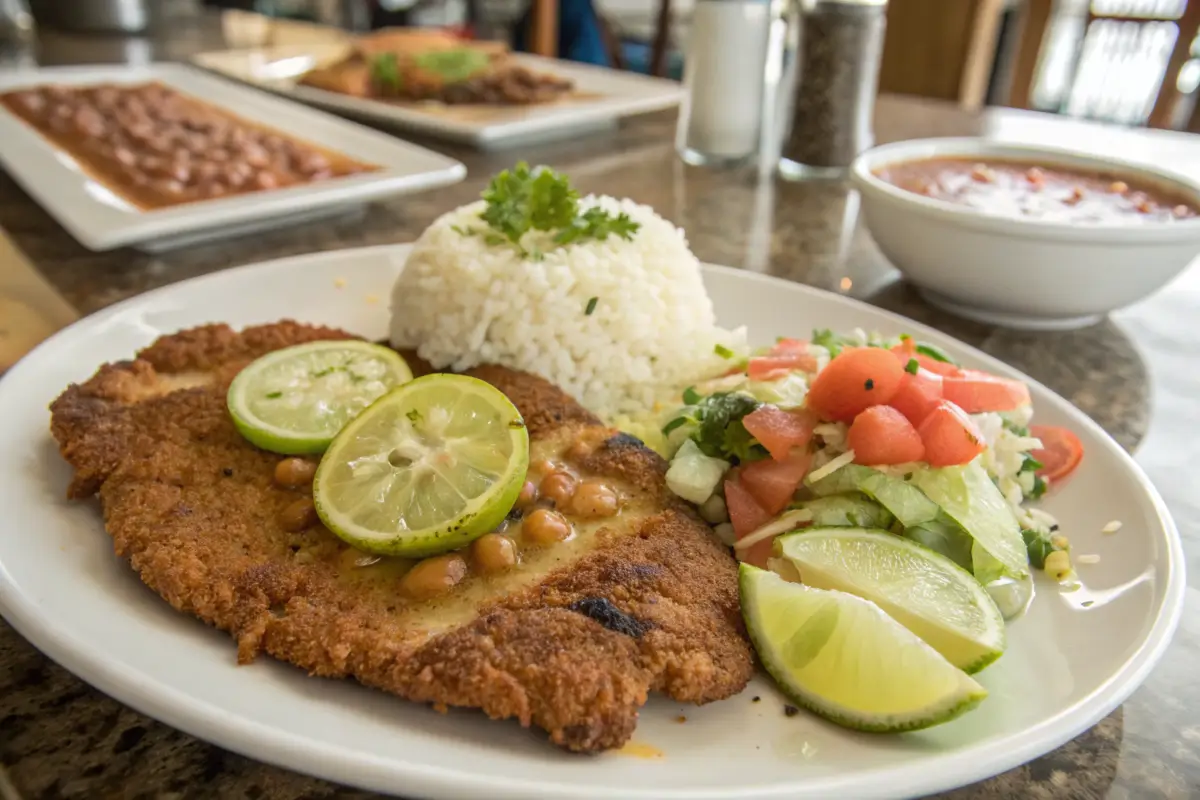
[390,197,745,418]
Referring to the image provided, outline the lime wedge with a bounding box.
[777,527,1006,673]
[313,374,529,558]
[740,564,987,732]
[228,340,412,455]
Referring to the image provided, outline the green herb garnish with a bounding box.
[682,386,702,406]
[585,296,598,315]
[690,392,766,463]
[714,344,735,359]
[1021,453,1044,473]
[904,358,920,375]
[413,48,491,83]
[662,416,689,436]
[811,328,856,359]
[473,162,640,256]
[370,53,403,90]
[1029,475,1048,499]
[915,342,957,365]
[1022,527,1061,569]
[555,206,640,245]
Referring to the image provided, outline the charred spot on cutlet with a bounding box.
[568,597,650,639]
[605,432,647,452]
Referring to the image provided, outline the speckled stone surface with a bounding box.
[1,12,1198,800]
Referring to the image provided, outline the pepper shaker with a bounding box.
[675,0,775,166]
[779,0,887,178]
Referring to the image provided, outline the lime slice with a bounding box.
[228,340,412,455]
[740,564,987,733]
[777,527,1006,673]
[313,374,529,558]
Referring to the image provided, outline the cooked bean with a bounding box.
[280,498,317,531]
[401,554,468,599]
[515,480,538,509]
[568,480,620,518]
[153,179,186,197]
[523,508,573,545]
[274,458,317,488]
[253,171,278,190]
[470,533,518,573]
[539,471,577,507]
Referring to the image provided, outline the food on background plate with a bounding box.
[0,82,377,210]
[874,156,1200,223]
[299,28,574,106]
[48,162,1094,748]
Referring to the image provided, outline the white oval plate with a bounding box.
[0,246,1184,800]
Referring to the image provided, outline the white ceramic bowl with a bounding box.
[850,137,1200,329]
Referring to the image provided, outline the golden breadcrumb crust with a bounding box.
[49,322,752,752]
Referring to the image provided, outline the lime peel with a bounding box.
[740,564,987,733]
[777,527,1006,674]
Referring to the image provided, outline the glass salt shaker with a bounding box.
[779,0,887,179]
[675,0,775,167]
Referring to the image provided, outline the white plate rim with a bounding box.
[0,245,1186,800]
[0,65,466,250]
[189,48,685,145]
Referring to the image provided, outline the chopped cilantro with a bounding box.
[689,392,765,463]
[682,386,702,406]
[714,344,735,359]
[1029,475,1048,499]
[585,296,598,316]
[265,391,282,399]
[662,416,689,435]
[406,409,422,423]
[904,358,920,375]
[1022,527,1061,569]
[915,342,956,365]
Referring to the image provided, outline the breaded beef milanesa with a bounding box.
[49,321,753,752]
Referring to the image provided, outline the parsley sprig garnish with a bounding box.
[469,162,640,256]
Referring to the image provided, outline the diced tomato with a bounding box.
[806,347,905,423]
[725,479,774,568]
[890,340,961,377]
[742,405,817,461]
[1029,425,1084,482]
[740,449,812,514]
[847,406,925,465]
[888,368,944,425]
[749,354,819,380]
[918,401,987,467]
[942,369,1031,413]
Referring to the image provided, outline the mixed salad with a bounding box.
[654,330,1087,732]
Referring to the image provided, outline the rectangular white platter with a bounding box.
[0,63,466,253]
[190,44,684,149]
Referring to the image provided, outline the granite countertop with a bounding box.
[1,10,1197,800]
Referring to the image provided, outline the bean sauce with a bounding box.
[875,157,1200,224]
[0,81,378,210]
